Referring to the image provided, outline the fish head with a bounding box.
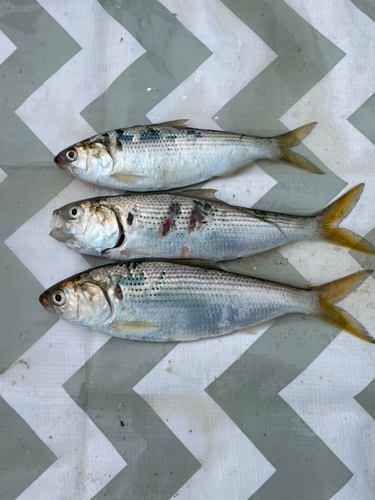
[54,140,114,183]
[39,278,112,328]
[50,200,122,256]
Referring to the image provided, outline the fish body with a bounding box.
[39,262,374,343]
[50,185,375,261]
[54,121,320,191]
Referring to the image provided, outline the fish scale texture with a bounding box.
[67,262,313,341]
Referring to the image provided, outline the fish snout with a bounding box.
[54,152,67,170]
[49,210,71,243]
[39,290,53,311]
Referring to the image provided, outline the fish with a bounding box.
[39,261,375,343]
[54,120,321,191]
[49,184,375,261]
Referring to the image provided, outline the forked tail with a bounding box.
[317,184,375,254]
[310,270,375,343]
[272,122,322,174]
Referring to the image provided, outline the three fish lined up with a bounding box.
[40,120,375,344]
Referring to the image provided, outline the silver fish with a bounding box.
[39,261,374,343]
[49,184,375,261]
[54,120,320,191]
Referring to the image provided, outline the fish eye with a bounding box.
[69,206,81,219]
[66,149,78,162]
[52,290,66,306]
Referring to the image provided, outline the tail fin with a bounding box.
[311,270,375,343]
[317,184,375,254]
[273,122,322,174]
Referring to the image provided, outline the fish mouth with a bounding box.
[54,155,66,170]
[39,292,54,312]
[49,210,72,243]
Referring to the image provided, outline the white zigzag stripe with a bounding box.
[134,326,275,500]
[16,0,145,153]
[0,28,16,66]
[2,1,145,497]
[2,181,125,500]
[146,0,277,207]
[278,2,375,498]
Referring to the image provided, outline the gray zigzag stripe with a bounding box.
[82,0,211,130]
[0,3,80,498]
[0,396,56,500]
[350,0,375,21]
[64,339,200,500]
[348,94,375,145]
[355,380,375,420]
[209,0,353,497]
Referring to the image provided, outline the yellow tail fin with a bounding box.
[311,270,375,343]
[273,122,322,174]
[318,184,375,254]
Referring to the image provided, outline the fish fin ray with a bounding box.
[311,270,375,343]
[273,122,322,174]
[111,321,158,331]
[317,184,375,254]
[155,119,189,127]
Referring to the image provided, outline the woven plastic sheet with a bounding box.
[0,1,374,499]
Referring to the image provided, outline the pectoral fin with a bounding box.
[111,321,158,332]
[110,173,147,185]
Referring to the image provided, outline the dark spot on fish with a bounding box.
[156,271,166,290]
[159,203,180,237]
[120,420,124,426]
[127,212,134,225]
[115,284,123,301]
[252,210,269,219]
[116,140,122,151]
[102,132,110,140]
[116,130,134,142]
[140,127,161,141]
[187,201,213,234]
[187,130,202,138]
[166,134,177,140]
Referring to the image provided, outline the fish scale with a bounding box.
[39,262,375,344]
[54,121,321,190]
[50,185,375,261]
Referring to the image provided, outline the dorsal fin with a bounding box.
[155,119,189,128]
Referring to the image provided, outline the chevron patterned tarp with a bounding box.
[0,1,374,499]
